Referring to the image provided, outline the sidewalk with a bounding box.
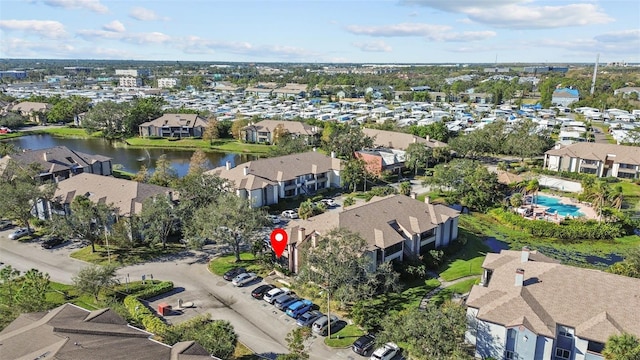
[419,271,479,309]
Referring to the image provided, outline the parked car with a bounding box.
[266,214,281,224]
[232,272,257,287]
[370,342,400,360]
[41,235,67,249]
[223,267,247,281]
[281,210,299,219]
[251,284,275,299]
[8,227,31,240]
[321,199,337,208]
[352,333,376,356]
[312,314,339,336]
[263,287,290,304]
[296,310,323,327]
[0,220,14,230]
[285,299,313,319]
[273,294,298,311]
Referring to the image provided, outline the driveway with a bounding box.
[0,229,355,359]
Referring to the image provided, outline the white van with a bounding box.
[263,287,290,304]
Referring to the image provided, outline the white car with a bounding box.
[8,227,31,240]
[263,287,290,304]
[281,210,299,219]
[267,214,281,224]
[232,272,257,287]
[321,199,337,208]
[370,342,400,360]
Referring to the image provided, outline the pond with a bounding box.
[2,134,257,177]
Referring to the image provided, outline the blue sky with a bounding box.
[1,0,639,63]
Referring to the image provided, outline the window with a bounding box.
[555,348,571,360]
[504,350,515,360]
[558,326,573,338]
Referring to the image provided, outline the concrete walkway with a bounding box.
[419,272,480,309]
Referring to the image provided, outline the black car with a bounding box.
[0,220,13,230]
[223,267,247,281]
[41,236,66,249]
[251,284,275,299]
[352,333,376,356]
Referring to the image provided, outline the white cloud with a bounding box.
[352,40,393,52]
[176,36,316,60]
[594,29,640,43]
[102,20,125,33]
[129,6,162,21]
[0,37,75,57]
[0,19,67,38]
[77,29,171,44]
[400,0,612,29]
[345,22,495,42]
[40,0,108,13]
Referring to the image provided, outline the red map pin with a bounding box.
[270,228,288,258]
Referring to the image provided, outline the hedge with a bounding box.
[122,281,174,337]
[491,208,625,240]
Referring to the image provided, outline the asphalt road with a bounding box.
[0,229,358,360]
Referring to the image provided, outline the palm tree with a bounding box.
[602,333,640,360]
[525,179,540,206]
[609,185,624,211]
[588,181,610,222]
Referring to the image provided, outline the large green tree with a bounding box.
[139,194,178,249]
[163,314,237,359]
[72,264,119,301]
[188,192,267,259]
[405,143,433,175]
[299,228,400,307]
[125,97,165,136]
[0,161,56,231]
[82,101,131,138]
[175,172,228,232]
[277,327,312,360]
[148,154,178,187]
[342,158,367,192]
[53,195,117,252]
[602,333,640,360]
[324,125,374,159]
[377,304,468,360]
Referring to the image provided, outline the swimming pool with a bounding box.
[535,195,584,217]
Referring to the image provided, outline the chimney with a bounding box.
[311,232,317,248]
[410,192,417,199]
[243,166,249,176]
[298,227,305,243]
[424,196,430,204]
[330,151,336,158]
[521,246,530,263]
[515,268,525,287]
[225,161,232,170]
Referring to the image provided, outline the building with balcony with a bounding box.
[206,151,342,208]
[466,248,640,360]
[119,76,142,87]
[544,143,640,179]
[241,119,319,144]
[283,194,460,273]
[157,77,180,88]
[115,69,150,77]
[138,113,209,138]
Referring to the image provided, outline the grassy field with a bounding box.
[70,243,187,266]
[30,126,102,138]
[324,324,365,347]
[430,277,480,306]
[438,229,489,281]
[208,252,271,277]
[123,137,274,155]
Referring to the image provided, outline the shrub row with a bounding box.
[122,281,174,336]
[491,208,625,240]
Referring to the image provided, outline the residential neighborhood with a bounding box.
[1,58,640,360]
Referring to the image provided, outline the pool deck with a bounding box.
[529,194,598,221]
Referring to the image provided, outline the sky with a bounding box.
[0,0,639,64]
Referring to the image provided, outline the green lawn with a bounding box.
[438,229,489,281]
[324,324,365,348]
[208,252,270,277]
[70,243,187,266]
[430,277,480,306]
[123,137,274,155]
[34,126,102,138]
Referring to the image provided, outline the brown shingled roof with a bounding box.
[545,142,640,165]
[467,250,640,342]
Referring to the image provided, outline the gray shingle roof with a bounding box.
[139,113,208,128]
[1,146,112,174]
[0,303,212,360]
[467,250,640,342]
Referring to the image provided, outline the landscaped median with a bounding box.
[70,243,187,266]
[324,324,365,347]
